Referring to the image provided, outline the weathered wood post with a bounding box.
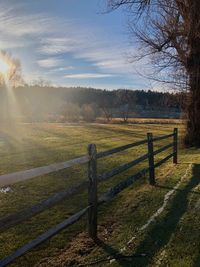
[173,128,178,164]
[88,144,98,239]
[147,133,155,185]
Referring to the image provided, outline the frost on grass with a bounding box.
[0,187,12,193]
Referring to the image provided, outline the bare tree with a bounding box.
[30,77,52,87]
[99,94,114,122]
[107,0,200,146]
[116,90,137,122]
[101,105,113,122]
[81,103,99,122]
[61,102,80,122]
[0,51,22,87]
[0,51,23,124]
[119,103,129,122]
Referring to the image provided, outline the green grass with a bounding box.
[1,122,198,267]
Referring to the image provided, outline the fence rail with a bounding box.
[0,128,178,267]
[97,138,147,159]
[0,156,88,188]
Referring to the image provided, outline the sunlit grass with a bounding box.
[0,122,185,266]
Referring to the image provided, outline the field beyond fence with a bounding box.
[0,127,178,267]
[97,117,184,125]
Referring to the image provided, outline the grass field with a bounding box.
[0,122,200,267]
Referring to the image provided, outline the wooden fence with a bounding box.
[0,128,178,267]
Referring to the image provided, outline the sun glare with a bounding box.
[0,58,10,75]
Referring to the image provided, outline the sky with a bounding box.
[0,0,151,90]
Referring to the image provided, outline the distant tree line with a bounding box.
[107,0,200,146]
[0,85,186,123]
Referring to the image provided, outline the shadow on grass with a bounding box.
[95,164,200,267]
[155,185,200,196]
[92,238,147,266]
[90,124,146,139]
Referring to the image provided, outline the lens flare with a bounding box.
[0,58,9,75]
[0,51,22,137]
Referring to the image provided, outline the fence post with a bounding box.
[88,144,98,239]
[147,133,155,185]
[173,128,178,164]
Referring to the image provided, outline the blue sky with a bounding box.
[0,0,151,89]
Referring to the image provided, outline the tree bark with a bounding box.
[185,1,200,147]
[185,49,200,146]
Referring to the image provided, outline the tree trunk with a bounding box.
[185,52,200,146]
[185,1,200,147]
[186,87,200,146]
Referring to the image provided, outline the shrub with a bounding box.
[61,102,80,122]
[81,103,98,122]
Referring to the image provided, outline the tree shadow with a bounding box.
[155,185,200,196]
[90,124,146,139]
[95,164,200,266]
[94,238,146,266]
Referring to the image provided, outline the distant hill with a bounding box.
[0,85,186,121]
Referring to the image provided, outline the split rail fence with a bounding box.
[0,128,178,267]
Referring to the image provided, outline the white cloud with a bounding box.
[0,3,55,40]
[0,1,146,87]
[49,66,75,72]
[37,58,63,68]
[39,35,135,76]
[64,73,114,79]
[39,37,80,55]
[0,13,51,37]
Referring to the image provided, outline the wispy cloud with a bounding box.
[0,3,55,44]
[49,66,75,72]
[37,58,63,68]
[0,13,51,37]
[64,73,114,79]
[39,37,79,55]
[0,1,147,88]
[39,36,135,75]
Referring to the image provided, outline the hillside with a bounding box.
[0,86,185,122]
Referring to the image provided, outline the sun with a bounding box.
[0,58,10,75]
